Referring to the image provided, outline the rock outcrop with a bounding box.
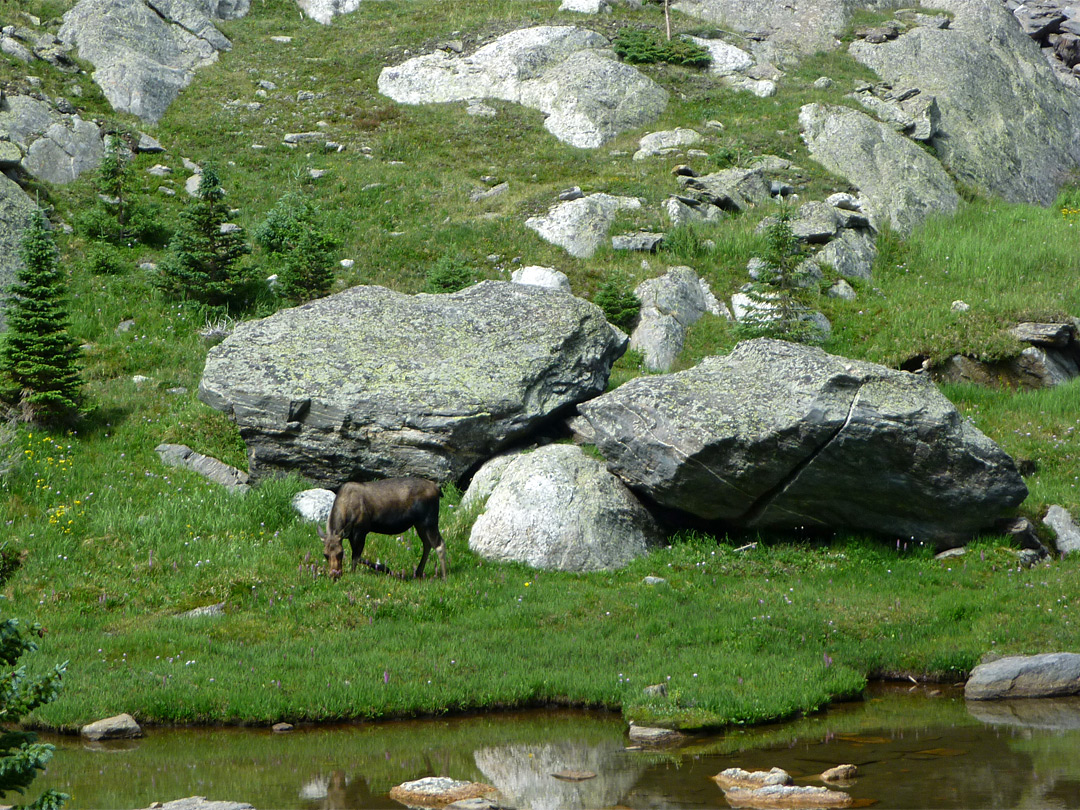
[198,281,626,487]
[58,0,237,123]
[629,266,716,371]
[850,0,1080,206]
[799,102,960,235]
[378,26,668,148]
[578,339,1027,544]
[296,0,363,24]
[965,652,1080,699]
[467,444,663,572]
[0,94,104,184]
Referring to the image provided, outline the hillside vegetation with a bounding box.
[2,0,1080,732]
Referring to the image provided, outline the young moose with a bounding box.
[318,477,448,580]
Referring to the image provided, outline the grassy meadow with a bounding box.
[2,0,1080,733]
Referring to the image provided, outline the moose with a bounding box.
[318,477,448,580]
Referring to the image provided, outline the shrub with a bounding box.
[0,600,67,810]
[84,244,125,275]
[612,28,711,68]
[0,211,84,426]
[422,256,474,294]
[594,270,641,331]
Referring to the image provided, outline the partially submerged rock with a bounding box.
[721,784,852,808]
[965,653,1080,700]
[578,339,1027,544]
[388,777,496,808]
[198,282,625,487]
[81,712,142,741]
[712,767,792,789]
[627,724,686,745]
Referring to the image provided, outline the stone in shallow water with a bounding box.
[388,777,496,808]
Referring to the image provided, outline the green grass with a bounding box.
[3,0,1080,733]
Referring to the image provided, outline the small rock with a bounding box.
[272,722,293,733]
[147,164,172,176]
[136,133,164,153]
[612,232,664,252]
[558,186,584,201]
[116,319,136,333]
[643,682,667,698]
[132,375,152,386]
[814,76,834,88]
[178,603,224,619]
[270,36,292,43]
[951,300,970,313]
[642,576,666,585]
[821,764,858,783]
[340,259,355,269]
[284,132,321,144]
[81,713,142,741]
[713,767,792,790]
[628,725,686,745]
[934,547,966,560]
[388,778,497,808]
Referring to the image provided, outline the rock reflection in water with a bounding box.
[966,696,1080,730]
[473,739,643,810]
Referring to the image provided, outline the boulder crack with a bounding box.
[738,381,863,526]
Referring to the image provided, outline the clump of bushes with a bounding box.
[612,28,711,68]
[422,256,475,294]
[594,270,641,331]
[255,191,339,303]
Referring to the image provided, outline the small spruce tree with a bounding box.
[255,191,338,303]
[0,601,68,810]
[155,166,253,307]
[0,211,83,426]
[97,134,127,231]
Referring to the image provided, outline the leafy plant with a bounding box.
[154,166,255,308]
[0,211,84,426]
[612,28,711,68]
[0,605,67,810]
[594,270,641,331]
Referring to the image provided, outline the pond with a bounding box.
[32,684,1080,809]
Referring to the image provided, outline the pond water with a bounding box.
[32,684,1080,809]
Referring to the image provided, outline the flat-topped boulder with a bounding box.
[198,281,626,487]
[378,26,667,148]
[578,339,1027,544]
[965,653,1080,699]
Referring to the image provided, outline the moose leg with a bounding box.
[417,525,448,580]
[349,532,367,573]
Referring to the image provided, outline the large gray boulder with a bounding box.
[799,102,960,235]
[467,444,663,572]
[0,94,104,184]
[296,0,362,24]
[629,266,713,372]
[578,339,1027,544]
[674,0,859,60]
[0,174,40,331]
[377,26,668,148]
[198,281,626,487]
[850,0,1080,205]
[965,653,1080,699]
[58,0,235,123]
[525,193,642,258]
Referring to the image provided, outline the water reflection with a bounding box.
[28,686,1080,809]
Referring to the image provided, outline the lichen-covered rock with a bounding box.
[850,0,1080,206]
[0,94,104,184]
[198,282,626,487]
[799,103,959,235]
[59,0,235,123]
[467,444,663,572]
[578,338,1027,544]
[629,266,713,371]
[525,192,642,258]
[378,26,667,148]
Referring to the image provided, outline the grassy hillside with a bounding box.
[2,0,1080,731]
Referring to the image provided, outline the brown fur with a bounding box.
[317,477,448,580]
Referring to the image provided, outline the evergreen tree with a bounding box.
[255,191,338,303]
[0,602,67,810]
[155,166,253,307]
[0,211,83,426]
[97,134,127,231]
